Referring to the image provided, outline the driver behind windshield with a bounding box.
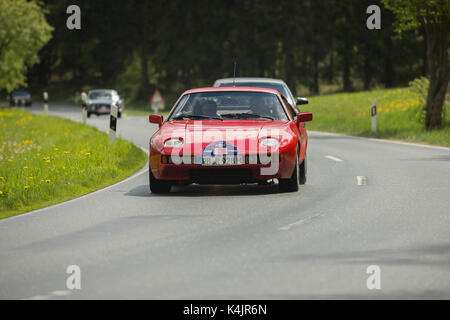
[194,100,220,118]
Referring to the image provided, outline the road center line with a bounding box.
[325,155,343,162]
[279,213,323,231]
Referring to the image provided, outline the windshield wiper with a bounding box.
[171,114,223,121]
[222,113,274,120]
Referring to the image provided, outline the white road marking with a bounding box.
[325,155,343,162]
[28,295,50,300]
[51,290,72,296]
[357,176,367,185]
[279,213,322,231]
[26,290,73,300]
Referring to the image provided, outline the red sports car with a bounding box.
[148,87,312,193]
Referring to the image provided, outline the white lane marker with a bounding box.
[26,290,72,300]
[28,295,50,300]
[51,290,72,297]
[325,155,343,162]
[279,213,323,231]
[357,176,367,185]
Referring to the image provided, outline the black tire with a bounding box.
[299,153,307,185]
[87,112,91,118]
[279,149,300,192]
[118,111,122,118]
[149,170,171,193]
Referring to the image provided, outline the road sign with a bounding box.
[150,90,164,112]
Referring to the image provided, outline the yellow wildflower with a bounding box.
[8,159,13,162]
[0,190,3,195]
[24,186,30,189]
[23,166,28,169]
[45,179,51,183]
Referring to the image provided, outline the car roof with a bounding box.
[214,77,287,85]
[182,86,280,95]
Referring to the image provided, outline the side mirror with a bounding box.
[296,97,309,105]
[149,114,163,127]
[296,112,313,125]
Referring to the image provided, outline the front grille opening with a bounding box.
[190,168,253,184]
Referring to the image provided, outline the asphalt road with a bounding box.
[1,102,449,299]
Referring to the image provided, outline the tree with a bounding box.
[383,0,450,129]
[0,0,53,92]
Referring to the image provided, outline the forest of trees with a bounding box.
[18,0,434,109]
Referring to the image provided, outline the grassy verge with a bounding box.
[0,106,148,219]
[303,87,450,147]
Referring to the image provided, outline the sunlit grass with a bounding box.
[303,88,450,147]
[0,106,147,219]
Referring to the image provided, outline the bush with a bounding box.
[408,77,429,124]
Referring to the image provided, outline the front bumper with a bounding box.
[150,152,296,183]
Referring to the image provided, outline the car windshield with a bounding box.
[168,91,289,121]
[88,91,112,100]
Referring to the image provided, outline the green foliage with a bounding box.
[382,0,450,35]
[0,0,53,92]
[408,77,429,123]
[0,106,147,218]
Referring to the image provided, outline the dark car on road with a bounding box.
[9,90,32,107]
[213,77,309,111]
[86,89,123,118]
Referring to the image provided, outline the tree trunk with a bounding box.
[424,20,449,129]
[363,55,371,90]
[137,0,150,101]
[343,49,353,91]
[384,36,394,88]
[312,53,320,94]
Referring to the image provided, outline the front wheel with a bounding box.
[149,170,171,193]
[299,153,307,185]
[279,150,300,192]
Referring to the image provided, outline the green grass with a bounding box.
[0,106,148,219]
[302,87,450,147]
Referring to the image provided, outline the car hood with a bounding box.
[152,120,295,154]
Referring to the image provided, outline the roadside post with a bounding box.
[81,92,87,124]
[371,99,376,132]
[43,92,49,114]
[150,89,165,113]
[109,104,118,143]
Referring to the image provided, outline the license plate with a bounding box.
[202,155,244,166]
